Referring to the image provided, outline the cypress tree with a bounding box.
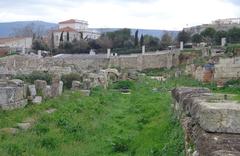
[60,31,64,42]
[67,32,70,42]
[140,34,144,47]
[51,32,54,50]
[134,30,139,46]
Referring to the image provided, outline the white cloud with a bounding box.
[0,0,239,30]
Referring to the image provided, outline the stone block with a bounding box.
[34,80,47,94]
[198,101,240,134]
[80,90,91,96]
[43,85,52,98]
[0,128,19,135]
[17,123,31,131]
[51,81,63,97]
[8,79,24,87]
[0,86,27,110]
[28,85,36,97]
[82,79,91,90]
[32,96,42,104]
[71,81,81,90]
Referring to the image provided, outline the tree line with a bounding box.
[177,27,240,45]
[51,28,175,54]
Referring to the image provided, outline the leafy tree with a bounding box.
[88,39,101,49]
[214,30,227,45]
[227,27,240,43]
[177,30,191,43]
[134,30,139,47]
[191,34,203,43]
[201,27,216,44]
[140,34,144,47]
[123,40,134,48]
[32,39,49,51]
[96,36,113,49]
[143,35,160,47]
[160,33,173,49]
[72,39,90,53]
[106,28,131,48]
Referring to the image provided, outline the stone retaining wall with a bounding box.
[172,87,240,156]
[0,51,179,76]
[186,57,240,83]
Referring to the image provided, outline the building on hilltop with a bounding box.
[212,18,240,25]
[184,17,240,34]
[52,19,101,48]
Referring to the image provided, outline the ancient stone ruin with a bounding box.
[0,79,28,110]
[172,87,240,156]
[185,56,240,84]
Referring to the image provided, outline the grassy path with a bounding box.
[0,77,186,156]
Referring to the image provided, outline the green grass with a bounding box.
[1,74,239,156]
[0,76,187,156]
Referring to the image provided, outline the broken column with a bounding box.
[107,49,111,58]
[142,45,145,54]
[51,74,63,97]
[180,41,184,50]
[221,37,226,47]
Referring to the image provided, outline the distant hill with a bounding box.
[0,21,179,38]
[0,21,57,37]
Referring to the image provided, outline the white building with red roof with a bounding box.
[53,19,100,47]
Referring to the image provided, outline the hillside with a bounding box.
[0,21,57,37]
[0,21,178,38]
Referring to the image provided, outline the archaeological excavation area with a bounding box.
[0,49,240,156]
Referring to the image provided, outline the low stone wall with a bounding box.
[172,87,240,156]
[185,56,240,83]
[0,51,179,76]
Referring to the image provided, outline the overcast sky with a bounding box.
[0,0,240,30]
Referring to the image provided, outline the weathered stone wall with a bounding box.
[0,51,179,76]
[186,56,240,83]
[214,57,240,82]
[172,87,240,156]
[0,80,27,110]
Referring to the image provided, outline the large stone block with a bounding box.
[71,81,81,90]
[28,85,36,97]
[51,80,63,97]
[34,80,47,94]
[198,101,240,134]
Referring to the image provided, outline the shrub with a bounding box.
[112,80,134,90]
[34,123,50,135]
[61,73,82,89]
[6,143,24,156]
[40,136,58,149]
[111,136,130,153]
[14,71,52,84]
[142,67,168,76]
[224,79,240,87]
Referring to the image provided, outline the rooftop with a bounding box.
[54,27,79,33]
[59,19,88,25]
